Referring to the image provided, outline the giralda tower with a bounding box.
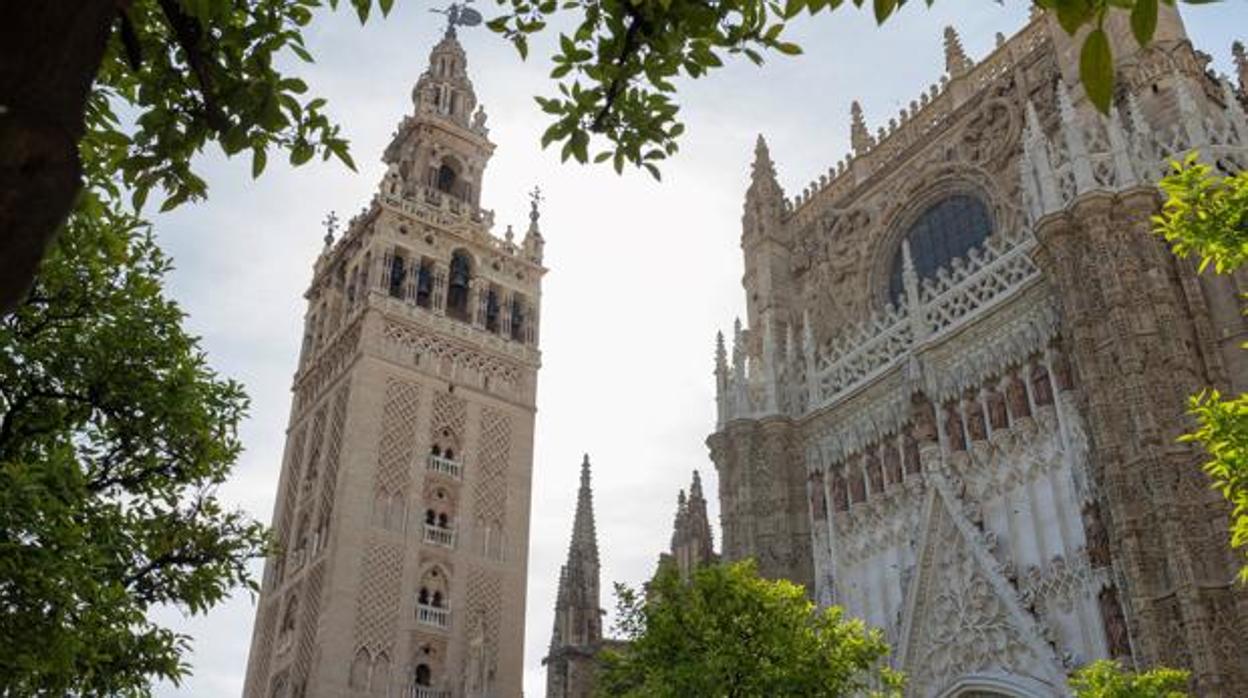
[242,21,546,698]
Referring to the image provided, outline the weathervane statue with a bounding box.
[430,0,482,37]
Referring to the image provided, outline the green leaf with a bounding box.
[775,42,803,56]
[873,0,897,24]
[251,147,267,178]
[1080,28,1114,114]
[1130,0,1158,47]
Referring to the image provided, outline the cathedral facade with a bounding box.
[242,28,544,698]
[710,8,1248,698]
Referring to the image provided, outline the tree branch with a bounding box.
[156,0,227,132]
[591,11,645,133]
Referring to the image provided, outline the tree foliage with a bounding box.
[1069,660,1190,698]
[1153,157,1248,582]
[595,560,902,697]
[0,190,267,695]
[491,0,1195,179]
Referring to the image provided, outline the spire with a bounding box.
[749,134,780,192]
[690,470,705,500]
[943,26,972,78]
[410,25,479,129]
[570,454,598,563]
[547,454,602,662]
[850,101,870,154]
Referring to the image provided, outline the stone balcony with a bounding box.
[416,604,449,629]
[404,688,450,698]
[426,454,462,479]
[423,524,456,549]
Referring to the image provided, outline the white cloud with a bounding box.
[145,3,1246,696]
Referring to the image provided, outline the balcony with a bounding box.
[423,524,456,549]
[416,603,449,629]
[426,454,462,479]
[404,688,450,698]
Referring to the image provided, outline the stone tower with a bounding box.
[241,26,546,698]
[710,8,1248,697]
[667,471,719,579]
[543,455,604,698]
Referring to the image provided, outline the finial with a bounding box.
[995,32,1006,49]
[505,224,515,244]
[850,101,870,154]
[321,211,339,248]
[715,331,728,371]
[691,470,703,498]
[944,26,971,78]
[754,133,770,159]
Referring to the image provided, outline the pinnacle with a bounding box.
[850,101,870,154]
[943,25,971,77]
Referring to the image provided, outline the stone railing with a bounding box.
[426,454,462,479]
[810,229,1040,410]
[1022,76,1248,223]
[715,226,1042,426]
[416,604,450,629]
[423,524,456,549]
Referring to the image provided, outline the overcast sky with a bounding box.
[145,2,1246,696]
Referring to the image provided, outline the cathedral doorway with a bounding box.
[934,672,1059,698]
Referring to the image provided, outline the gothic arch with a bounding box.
[867,163,1020,308]
[933,671,1061,698]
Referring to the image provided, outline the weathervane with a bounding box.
[322,211,339,247]
[430,0,482,37]
[528,185,544,221]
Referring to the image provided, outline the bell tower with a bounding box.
[242,22,545,698]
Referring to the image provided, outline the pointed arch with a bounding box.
[348,647,371,689]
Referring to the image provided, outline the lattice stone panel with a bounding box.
[276,426,308,549]
[374,378,421,496]
[302,405,329,500]
[352,538,405,656]
[292,560,326,690]
[429,390,467,444]
[462,567,503,678]
[318,385,352,520]
[245,600,280,698]
[472,408,512,525]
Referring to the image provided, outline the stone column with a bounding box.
[1032,190,1248,695]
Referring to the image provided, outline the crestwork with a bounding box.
[709,7,1248,697]
[242,26,546,698]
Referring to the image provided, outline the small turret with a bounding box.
[669,471,719,579]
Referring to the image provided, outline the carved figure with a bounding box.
[912,392,939,442]
[965,394,988,441]
[831,472,849,512]
[1084,502,1111,568]
[903,431,921,475]
[884,443,903,485]
[944,403,966,452]
[1099,585,1131,658]
[1007,371,1031,419]
[866,451,885,494]
[987,387,1008,430]
[1031,364,1054,406]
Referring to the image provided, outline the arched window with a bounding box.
[447,250,472,321]
[887,195,992,305]
[436,163,457,194]
[415,664,432,687]
[510,296,526,342]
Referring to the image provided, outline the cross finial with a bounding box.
[322,211,339,247]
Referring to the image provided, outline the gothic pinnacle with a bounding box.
[850,101,870,154]
[943,26,971,78]
[691,470,704,500]
[1234,41,1248,91]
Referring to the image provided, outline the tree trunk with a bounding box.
[0,2,116,314]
